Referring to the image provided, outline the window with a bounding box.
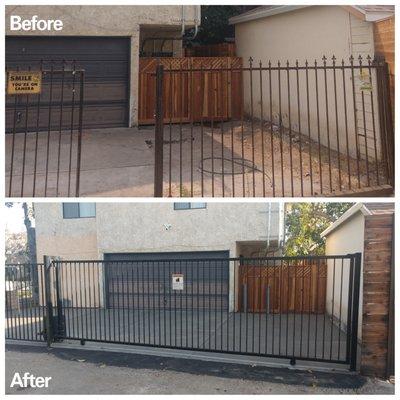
[63,203,96,219]
[174,203,207,210]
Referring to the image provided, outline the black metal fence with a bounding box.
[5,61,84,197]
[5,254,362,370]
[5,263,46,342]
[153,56,393,197]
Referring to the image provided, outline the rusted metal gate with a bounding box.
[6,254,362,370]
[153,56,394,197]
[5,61,84,197]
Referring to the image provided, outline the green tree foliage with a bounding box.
[285,203,353,256]
[187,6,256,44]
[5,202,37,264]
[5,230,29,264]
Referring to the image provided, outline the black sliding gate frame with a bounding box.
[5,61,84,197]
[5,254,362,370]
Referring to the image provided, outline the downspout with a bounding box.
[266,203,272,249]
[141,6,200,55]
[182,5,200,40]
[270,202,285,255]
[257,203,285,258]
[181,5,186,36]
[279,202,286,249]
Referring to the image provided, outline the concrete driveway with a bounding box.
[7,308,349,363]
[5,127,155,197]
[5,123,380,197]
[5,344,394,394]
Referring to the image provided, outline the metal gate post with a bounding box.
[75,70,85,197]
[382,61,394,187]
[345,255,354,363]
[43,255,54,347]
[54,258,65,339]
[350,252,362,371]
[376,58,394,187]
[154,64,164,197]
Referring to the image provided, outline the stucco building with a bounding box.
[34,202,284,262]
[230,5,395,161]
[5,5,200,127]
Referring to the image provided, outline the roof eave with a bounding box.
[365,12,395,22]
[229,5,394,25]
[321,203,372,238]
[229,5,308,25]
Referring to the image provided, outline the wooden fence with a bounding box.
[239,262,327,314]
[374,16,395,117]
[360,213,394,378]
[138,57,243,124]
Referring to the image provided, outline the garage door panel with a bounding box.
[6,36,130,129]
[75,61,129,80]
[6,85,128,132]
[105,252,230,310]
[83,82,128,102]
[83,105,128,127]
[6,36,130,57]
[5,78,127,103]
[107,293,228,310]
[6,107,128,133]
[6,106,80,133]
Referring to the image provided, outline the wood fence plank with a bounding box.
[139,57,243,124]
[360,212,394,378]
[239,262,326,314]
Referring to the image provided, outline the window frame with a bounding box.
[173,203,207,210]
[62,203,96,219]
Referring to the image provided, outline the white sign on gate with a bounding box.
[172,274,184,290]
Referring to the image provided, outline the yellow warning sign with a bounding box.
[7,71,42,95]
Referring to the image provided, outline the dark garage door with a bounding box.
[6,36,130,130]
[104,251,230,310]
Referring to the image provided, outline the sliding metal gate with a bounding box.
[5,254,362,370]
[5,61,84,197]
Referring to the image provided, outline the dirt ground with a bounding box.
[162,120,387,197]
[5,344,394,394]
[5,123,387,197]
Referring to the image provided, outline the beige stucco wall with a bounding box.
[5,5,199,126]
[324,212,365,340]
[234,6,381,161]
[34,202,282,261]
[34,202,99,307]
[96,203,281,258]
[35,203,99,261]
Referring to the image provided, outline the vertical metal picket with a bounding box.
[43,256,54,347]
[154,64,164,197]
[5,254,363,370]
[350,252,362,371]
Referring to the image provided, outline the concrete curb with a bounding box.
[6,339,353,374]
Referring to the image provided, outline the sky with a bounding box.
[5,203,26,233]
